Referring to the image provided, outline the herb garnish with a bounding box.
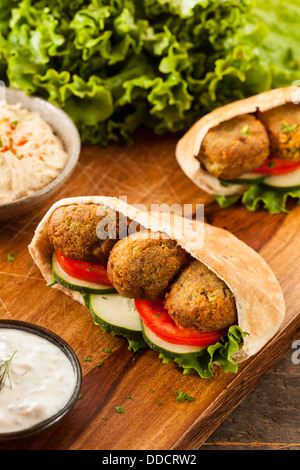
[0,350,17,391]
[175,390,196,402]
[280,121,297,133]
[240,124,252,135]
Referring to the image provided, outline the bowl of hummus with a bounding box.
[0,87,81,221]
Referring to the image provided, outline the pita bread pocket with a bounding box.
[176,86,299,197]
[29,196,285,371]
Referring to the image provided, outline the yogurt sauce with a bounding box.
[0,328,77,433]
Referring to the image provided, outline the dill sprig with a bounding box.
[0,350,17,392]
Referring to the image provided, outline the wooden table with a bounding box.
[0,129,300,450]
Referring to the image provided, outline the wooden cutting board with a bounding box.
[1,129,300,450]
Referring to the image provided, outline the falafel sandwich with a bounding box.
[29,196,285,378]
[176,87,300,213]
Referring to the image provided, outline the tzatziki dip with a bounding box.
[0,328,76,434]
[0,102,68,205]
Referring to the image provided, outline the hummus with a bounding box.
[0,102,68,205]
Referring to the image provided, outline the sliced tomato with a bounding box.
[56,251,113,286]
[253,156,300,175]
[135,299,228,347]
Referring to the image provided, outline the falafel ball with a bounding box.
[164,260,237,332]
[257,103,300,161]
[48,203,131,264]
[197,114,270,180]
[107,230,191,301]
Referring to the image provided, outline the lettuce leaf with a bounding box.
[0,0,298,145]
[214,184,300,214]
[159,325,247,378]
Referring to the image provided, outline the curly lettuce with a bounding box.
[0,0,300,145]
[160,325,247,378]
[215,184,300,214]
[0,0,298,145]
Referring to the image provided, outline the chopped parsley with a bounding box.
[6,253,15,261]
[240,124,252,135]
[175,390,196,402]
[280,121,297,133]
[84,355,92,362]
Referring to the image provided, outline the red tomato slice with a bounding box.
[56,251,113,286]
[135,299,228,347]
[253,156,300,175]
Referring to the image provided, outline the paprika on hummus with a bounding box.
[0,102,68,205]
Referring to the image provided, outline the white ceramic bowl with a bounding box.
[0,319,82,442]
[0,88,81,221]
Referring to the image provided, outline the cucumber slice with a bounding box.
[263,167,300,189]
[223,173,266,185]
[89,293,142,335]
[140,320,205,358]
[52,251,116,295]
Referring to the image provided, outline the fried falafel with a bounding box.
[107,230,191,301]
[257,103,300,161]
[48,203,130,264]
[164,260,237,332]
[197,114,270,180]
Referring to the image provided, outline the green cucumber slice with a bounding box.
[140,320,205,358]
[222,173,266,185]
[52,251,116,295]
[89,293,142,335]
[263,167,300,189]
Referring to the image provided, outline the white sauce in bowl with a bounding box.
[0,328,77,433]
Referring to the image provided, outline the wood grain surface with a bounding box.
[0,129,300,450]
[203,351,300,450]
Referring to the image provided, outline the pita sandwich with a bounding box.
[176,86,299,196]
[29,196,285,365]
